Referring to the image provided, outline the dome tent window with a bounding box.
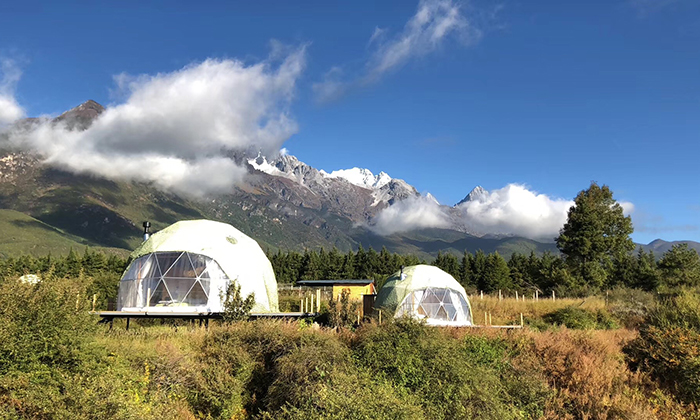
[375,265,473,326]
[118,251,222,308]
[116,219,279,313]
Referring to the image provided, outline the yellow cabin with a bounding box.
[296,280,376,316]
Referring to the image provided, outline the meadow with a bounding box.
[1,272,699,419]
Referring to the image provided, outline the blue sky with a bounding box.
[1,0,699,243]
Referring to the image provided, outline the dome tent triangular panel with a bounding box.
[117,220,278,313]
[375,265,472,326]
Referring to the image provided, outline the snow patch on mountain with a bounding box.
[320,167,392,190]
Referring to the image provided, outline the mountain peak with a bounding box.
[55,100,105,129]
[456,186,487,206]
[322,167,392,190]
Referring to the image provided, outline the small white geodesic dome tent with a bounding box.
[117,220,278,313]
[375,265,472,326]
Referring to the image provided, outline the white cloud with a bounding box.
[366,0,480,80]
[454,184,574,240]
[0,58,25,125]
[370,194,451,235]
[5,45,306,197]
[313,0,483,102]
[370,184,639,241]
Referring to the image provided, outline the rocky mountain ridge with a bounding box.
[1,100,696,259]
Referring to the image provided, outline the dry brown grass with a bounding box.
[469,295,607,326]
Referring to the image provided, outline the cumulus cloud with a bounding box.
[4,45,306,196]
[370,194,451,235]
[369,184,640,241]
[454,184,574,240]
[313,0,483,102]
[0,58,24,125]
[369,184,578,240]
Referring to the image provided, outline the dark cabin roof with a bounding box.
[296,280,374,286]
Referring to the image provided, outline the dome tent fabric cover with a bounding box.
[375,265,472,326]
[117,220,278,313]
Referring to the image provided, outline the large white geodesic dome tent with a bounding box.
[117,220,278,313]
[375,265,473,326]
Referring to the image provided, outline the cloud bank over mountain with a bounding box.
[2,45,306,197]
[369,183,637,241]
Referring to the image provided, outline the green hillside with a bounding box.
[0,209,129,258]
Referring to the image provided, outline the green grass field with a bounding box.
[0,209,129,258]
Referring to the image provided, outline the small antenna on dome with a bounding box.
[142,221,151,241]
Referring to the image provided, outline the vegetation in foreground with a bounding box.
[1,273,699,419]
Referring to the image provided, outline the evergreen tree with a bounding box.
[633,249,660,291]
[482,252,511,292]
[556,182,634,289]
[658,244,700,288]
[471,250,487,292]
[459,251,473,287]
[341,252,357,279]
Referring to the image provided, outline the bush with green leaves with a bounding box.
[0,275,97,373]
[220,280,255,322]
[351,319,548,419]
[624,289,700,406]
[542,306,619,330]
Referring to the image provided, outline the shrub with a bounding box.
[220,281,255,322]
[0,275,97,373]
[352,319,529,420]
[543,306,618,330]
[624,289,700,407]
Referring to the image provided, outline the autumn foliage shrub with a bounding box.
[624,289,700,407]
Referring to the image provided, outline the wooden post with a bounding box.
[535,290,539,302]
[480,290,483,300]
[484,312,487,325]
[146,287,151,308]
[520,313,524,327]
[316,289,321,312]
[311,294,315,314]
[552,290,556,301]
[92,294,97,312]
[357,311,360,325]
[515,291,518,301]
[379,309,382,324]
[301,298,304,313]
[498,290,502,301]
[489,312,492,325]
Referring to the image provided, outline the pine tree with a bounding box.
[658,244,700,288]
[556,182,634,289]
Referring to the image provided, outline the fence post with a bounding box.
[520,313,524,327]
[552,290,556,301]
[317,289,321,312]
[515,291,518,301]
[92,294,97,312]
[480,290,483,300]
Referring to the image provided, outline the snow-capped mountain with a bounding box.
[456,186,487,206]
[320,168,392,190]
[247,153,418,211]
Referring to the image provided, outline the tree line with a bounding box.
[1,183,698,297]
